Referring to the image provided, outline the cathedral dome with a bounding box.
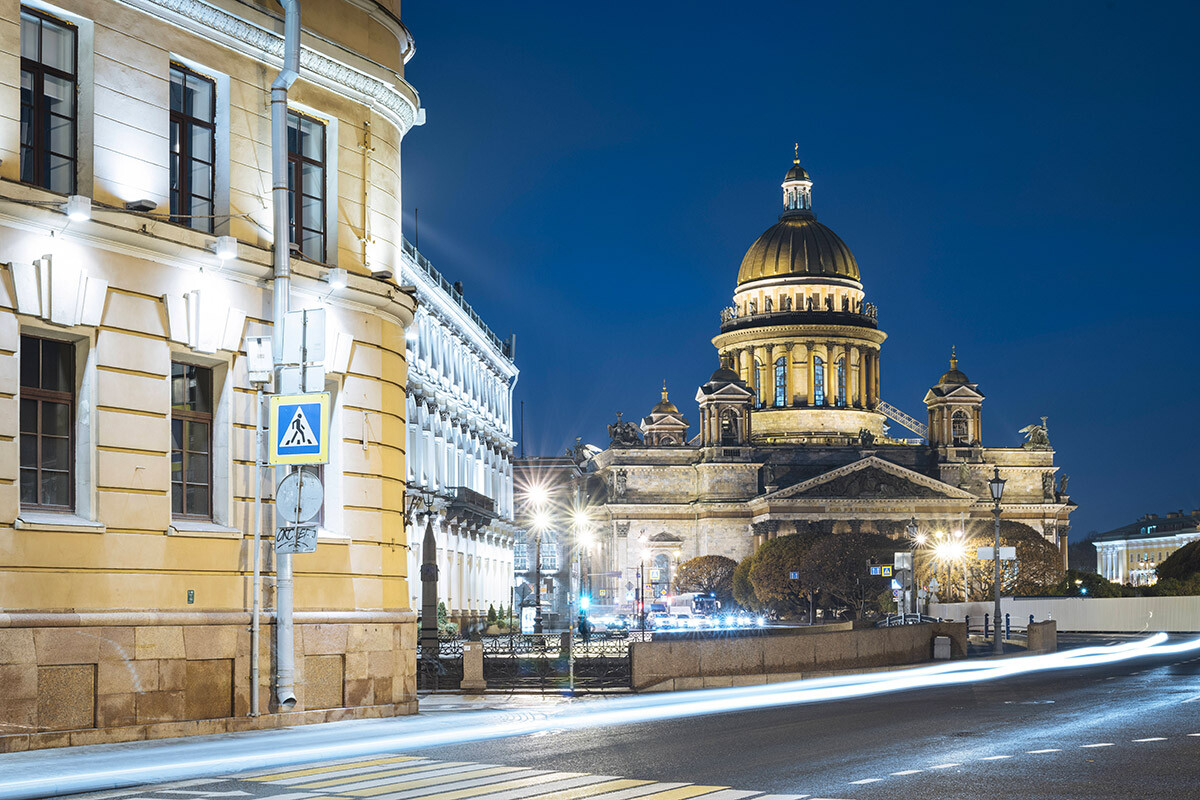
[736,214,860,286]
[708,365,741,384]
[939,348,970,384]
[784,163,810,182]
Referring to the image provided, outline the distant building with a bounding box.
[403,242,518,627]
[512,456,583,630]
[584,156,1077,605]
[1094,511,1200,585]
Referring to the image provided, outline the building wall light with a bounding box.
[326,267,347,290]
[213,235,238,261]
[64,195,91,222]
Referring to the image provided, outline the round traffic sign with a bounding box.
[276,469,323,524]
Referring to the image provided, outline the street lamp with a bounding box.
[989,466,1007,655]
[531,509,551,634]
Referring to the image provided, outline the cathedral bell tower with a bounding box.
[923,347,985,448]
[711,149,888,444]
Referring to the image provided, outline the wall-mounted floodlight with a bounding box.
[124,199,157,212]
[326,267,347,290]
[64,195,91,222]
[213,235,238,261]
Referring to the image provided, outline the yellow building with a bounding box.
[0,0,422,749]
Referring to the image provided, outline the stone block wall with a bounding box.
[0,611,416,752]
[631,622,968,691]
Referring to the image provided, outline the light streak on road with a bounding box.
[2,634,1197,800]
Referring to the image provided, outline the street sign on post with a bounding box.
[977,546,1017,560]
[268,392,330,465]
[789,571,799,580]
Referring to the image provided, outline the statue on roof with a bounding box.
[608,412,643,448]
[1019,417,1051,450]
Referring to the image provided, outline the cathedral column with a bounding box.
[807,341,817,406]
[783,342,795,407]
[873,350,881,407]
[794,342,809,406]
[764,344,776,405]
[823,345,833,406]
[863,353,874,408]
[842,343,853,405]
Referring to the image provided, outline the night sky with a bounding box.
[399,2,1200,539]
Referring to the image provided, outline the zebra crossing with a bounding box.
[71,753,855,800]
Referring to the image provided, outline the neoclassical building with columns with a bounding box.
[584,156,1076,606]
[402,241,518,627]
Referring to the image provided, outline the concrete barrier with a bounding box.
[631,621,966,691]
[1027,620,1057,653]
[930,596,1200,633]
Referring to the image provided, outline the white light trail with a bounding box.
[2,634,1198,800]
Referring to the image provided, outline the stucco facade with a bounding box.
[0,0,422,749]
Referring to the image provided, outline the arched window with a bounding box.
[952,410,969,444]
[813,356,825,406]
[753,359,764,408]
[652,553,671,599]
[836,357,847,407]
[720,409,739,445]
[774,357,787,407]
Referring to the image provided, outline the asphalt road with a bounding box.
[44,635,1200,800]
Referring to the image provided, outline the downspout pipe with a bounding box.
[272,0,300,711]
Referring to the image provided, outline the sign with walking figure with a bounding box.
[269,392,330,465]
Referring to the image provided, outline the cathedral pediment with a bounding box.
[761,456,976,502]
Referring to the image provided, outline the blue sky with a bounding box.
[399,1,1200,538]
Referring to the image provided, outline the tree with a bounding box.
[796,532,895,619]
[748,532,824,616]
[487,604,497,624]
[1157,540,1200,582]
[731,557,759,611]
[1047,569,1131,598]
[674,555,737,603]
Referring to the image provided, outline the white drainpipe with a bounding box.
[272,0,300,711]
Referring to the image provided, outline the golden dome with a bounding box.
[736,213,860,286]
[784,161,810,182]
[651,382,679,414]
[939,347,970,384]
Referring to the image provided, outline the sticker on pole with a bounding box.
[268,392,330,465]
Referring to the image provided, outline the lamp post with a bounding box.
[989,466,1007,655]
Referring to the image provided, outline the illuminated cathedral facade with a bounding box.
[582,156,1076,606]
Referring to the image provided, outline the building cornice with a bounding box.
[116,0,419,133]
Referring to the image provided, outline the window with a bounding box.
[514,539,528,571]
[813,355,825,406]
[774,357,787,407]
[836,357,846,407]
[539,532,558,570]
[20,335,74,509]
[169,63,216,232]
[171,362,213,518]
[753,359,763,408]
[951,410,969,444]
[20,8,77,193]
[287,110,326,261]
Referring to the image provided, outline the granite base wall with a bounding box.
[631,622,968,691]
[0,611,417,752]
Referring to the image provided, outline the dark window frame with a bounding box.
[169,62,217,233]
[286,109,327,262]
[813,355,825,406]
[773,356,787,408]
[20,6,79,194]
[19,334,75,510]
[171,362,214,520]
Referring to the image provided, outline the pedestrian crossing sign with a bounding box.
[268,392,330,465]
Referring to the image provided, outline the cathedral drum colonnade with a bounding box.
[585,154,1075,606]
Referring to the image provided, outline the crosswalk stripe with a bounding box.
[347,766,528,796]
[520,778,654,800]
[681,790,762,800]
[626,786,728,800]
[362,767,583,800]
[275,758,443,786]
[753,794,809,800]
[569,782,692,800]
[291,762,477,790]
[418,775,631,800]
[248,755,420,781]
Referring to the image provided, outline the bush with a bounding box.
[748,532,823,616]
[487,604,497,624]
[1047,569,1130,598]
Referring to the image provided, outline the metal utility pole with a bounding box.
[533,529,543,634]
[989,467,1007,656]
